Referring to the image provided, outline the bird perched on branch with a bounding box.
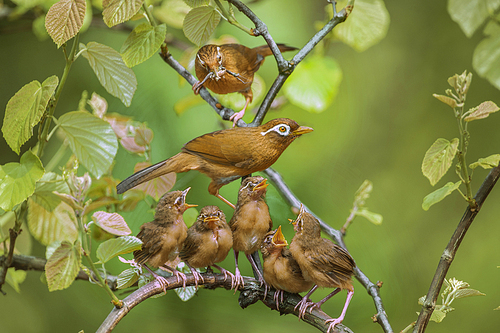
[134,188,197,292]
[116,118,313,209]
[261,225,313,309]
[193,43,297,126]
[180,205,235,288]
[229,176,273,289]
[289,205,356,332]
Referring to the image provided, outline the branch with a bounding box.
[264,167,393,333]
[413,164,500,333]
[97,272,353,333]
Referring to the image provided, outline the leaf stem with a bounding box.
[38,34,80,158]
[45,141,68,172]
[214,0,254,35]
[142,3,157,27]
[456,108,475,208]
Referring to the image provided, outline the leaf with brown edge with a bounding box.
[92,211,131,236]
[134,161,176,200]
[45,240,81,291]
[45,0,86,48]
[464,101,500,121]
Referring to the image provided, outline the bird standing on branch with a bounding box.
[289,205,356,332]
[133,188,197,292]
[193,43,297,126]
[116,118,313,209]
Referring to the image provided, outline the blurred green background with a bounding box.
[1,0,500,332]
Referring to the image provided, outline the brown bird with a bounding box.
[116,118,313,208]
[289,205,356,332]
[261,225,313,309]
[180,205,235,288]
[133,188,197,292]
[193,43,297,126]
[229,176,272,289]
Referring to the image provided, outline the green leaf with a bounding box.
[117,267,140,289]
[429,309,447,323]
[473,33,500,91]
[154,0,191,29]
[433,94,457,109]
[422,181,461,211]
[96,235,142,264]
[454,288,486,299]
[45,240,81,291]
[183,207,198,228]
[92,211,131,236]
[355,208,383,225]
[447,0,500,38]
[469,154,500,169]
[80,42,137,106]
[120,23,167,67]
[2,76,58,154]
[284,55,342,113]
[5,268,27,293]
[464,101,500,121]
[45,0,86,47]
[27,197,78,246]
[183,0,209,7]
[58,111,118,178]
[33,15,49,41]
[332,0,390,52]
[422,138,459,186]
[102,0,144,27]
[0,150,44,211]
[174,262,198,301]
[353,179,373,207]
[183,6,221,46]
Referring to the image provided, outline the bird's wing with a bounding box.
[134,223,165,265]
[305,240,355,280]
[282,248,304,278]
[179,227,203,261]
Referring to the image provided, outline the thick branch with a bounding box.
[413,164,500,333]
[264,167,393,333]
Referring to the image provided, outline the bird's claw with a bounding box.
[233,268,245,293]
[229,110,245,127]
[192,270,204,288]
[172,270,187,290]
[294,298,314,320]
[273,289,284,310]
[325,318,343,333]
[155,275,169,295]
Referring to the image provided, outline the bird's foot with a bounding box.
[233,268,245,292]
[192,81,202,94]
[213,265,237,290]
[191,269,205,288]
[229,110,246,127]
[154,275,169,295]
[306,301,323,314]
[172,270,187,290]
[325,317,344,333]
[273,289,284,310]
[294,297,314,320]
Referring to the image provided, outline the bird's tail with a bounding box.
[253,43,298,57]
[116,154,185,194]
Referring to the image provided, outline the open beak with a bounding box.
[272,225,288,247]
[181,187,198,209]
[204,215,220,228]
[253,178,269,192]
[292,126,314,136]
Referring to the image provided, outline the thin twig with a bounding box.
[413,164,500,333]
[264,167,393,333]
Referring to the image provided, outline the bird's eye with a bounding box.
[261,124,291,137]
[279,126,286,132]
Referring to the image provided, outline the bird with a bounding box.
[133,188,197,292]
[229,176,273,290]
[116,118,313,209]
[179,205,235,288]
[289,205,356,332]
[192,43,297,126]
[261,225,313,309]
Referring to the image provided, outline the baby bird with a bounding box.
[134,188,197,292]
[289,205,356,332]
[261,225,313,309]
[229,176,273,289]
[180,205,235,288]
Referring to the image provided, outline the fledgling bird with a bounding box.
[261,225,313,309]
[289,205,356,332]
[134,188,197,292]
[193,43,297,126]
[116,118,313,208]
[229,176,273,290]
[180,205,235,288]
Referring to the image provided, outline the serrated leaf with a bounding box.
[454,288,486,299]
[429,309,447,323]
[46,240,63,259]
[45,0,86,47]
[464,101,500,121]
[121,23,167,67]
[0,150,44,211]
[422,181,461,211]
[355,208,383,225]
[174,262,198,301]
[88,92,108,118]
[80,42,137,106]
[102,0,144,27]
[45,240,81,291]
[473,33,500,91]
[332,0,390,52]
[35,172,71,194]
[2,76,58,154]
[284,55,342,113]
[27,197,78,245]
[134,162,176,200]
[96,235,142,264]
[183,0,209,7]
[433,94,457,109]
[58,111,118,178]
[154,0,191,29]
[117,267,140,289]
[92,211,131,236]
[447,0,500,38]
[470,154,500,169]
[183,6,221,46]
[422,138,459,186]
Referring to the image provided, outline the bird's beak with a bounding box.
[292,126,314,136]
[181,187,198,209]
[253,178,269,192]
[272,225,288,247]
[204,215,220,227]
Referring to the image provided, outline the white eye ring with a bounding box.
[261,124,291,136]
